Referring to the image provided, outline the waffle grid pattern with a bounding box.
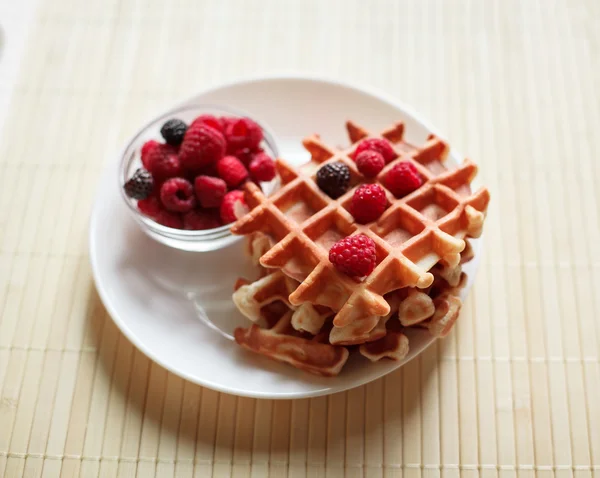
[233,121,490,327]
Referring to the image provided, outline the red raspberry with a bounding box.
[182,162,219,182]
[183,209,222,230]
[190,114,223,133]
[147,145,181,181]
[179,124,226,170]
[216,155,249,188]
[383,161,423,198]
[353,138,396,164]
[197,162,220,178]
[329,234,377,277]
[249,152,276,182]
[160,178,196,213]
[355,150,385,178]
[155,210,183,229]
[141,140,160,169]
[220,190,249,224]
[194,175,227,208]
[350,184,387,224]
[220,116,235,132]
[137,195,162,218]
[233,147,263,166]
[225,117,263,152]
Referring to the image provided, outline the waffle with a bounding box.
[422,268,468,337]
[359,320,409,362]
[232,120,490,327]
[358,263,469,362]
[233,271,332,334]
[244,231,273,269]
[232,274,348,377]
[328,293,401,346]
[234,311,349,377]
[397,289,437,326]
[232,261,469,375]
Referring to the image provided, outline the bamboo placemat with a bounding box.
[1,0,600,477]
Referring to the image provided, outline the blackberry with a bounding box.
[124,168,154,200]
[160,118,188,146]
[316,162,350,199]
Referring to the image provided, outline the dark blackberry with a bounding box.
[160,118,188,146]
[316,162,350,199]
[124,168,154,200]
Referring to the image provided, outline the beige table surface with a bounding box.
[1,0,600,477]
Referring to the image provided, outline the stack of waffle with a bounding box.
[230,120,490,376]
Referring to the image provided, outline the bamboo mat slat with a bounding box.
[1,0,600,477]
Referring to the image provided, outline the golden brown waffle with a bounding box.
[398,289,436,326]
[233,311,349,377]
[359,264,469,361]
[244,231,273,269]
[232,276,348,377]
[328,293,401,346]
[232,261,469,374]
[232,120,490,327]
[359,320,409,362]
[233,271,297,322]
[423,268,468,337]
[233,271,332,334]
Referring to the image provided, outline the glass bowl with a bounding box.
[118,104,280,252]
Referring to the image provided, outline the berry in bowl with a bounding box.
[119,105,279,251]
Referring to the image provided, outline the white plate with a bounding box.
[89,75,482,399]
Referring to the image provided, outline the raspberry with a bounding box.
[225,117,263,152]
[216,155,249,188]
[220,116,235,132]
[124,168,154,200]
[183,209,221,230]
[249,152,276,182]
[179,123,226,170]
[137,195,162,218]
[194,175,227,208]
[190,114,223,133]
[141,140,160,169]
[316,162,350,199]
[196,162,219,178]
[160,178,196,213]
[329,234,377,277]
[155,210,183,229]
[383,161,423,198]
[139,194,185,229]
[353,138,397,164]
[147,144,181,181]
[233,147,262,166]
[355,150,385,178]
[350,184,387,224]
[181,164,219,183]
[220,190,248,224]
[153,156,182,182]
[160,118,187,146]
